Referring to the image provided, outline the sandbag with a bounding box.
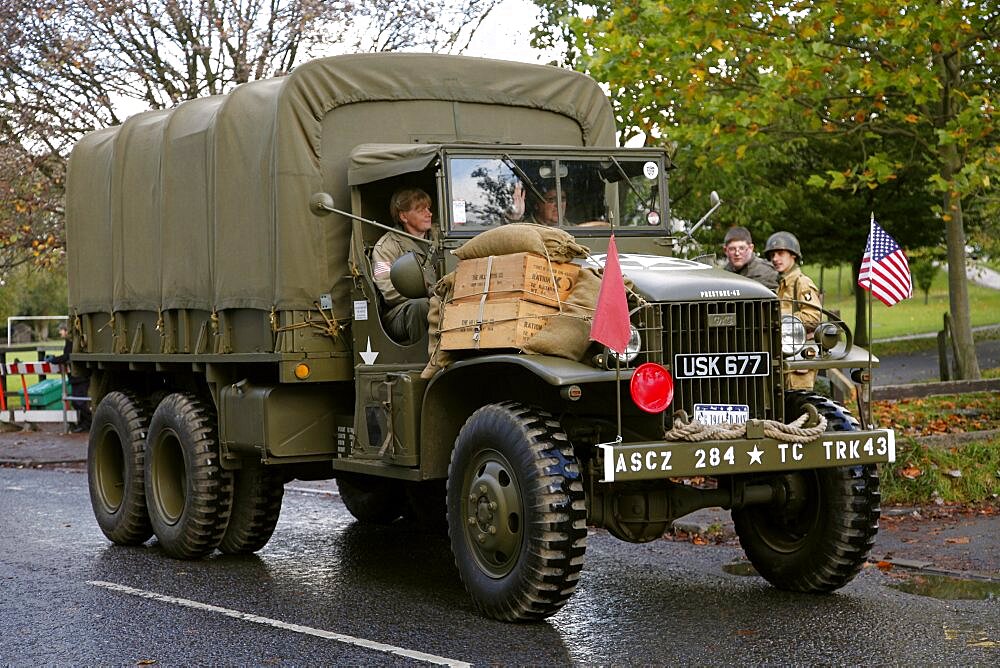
[421,273,456,379]
[452,223,590,264]
[521,267,601,361]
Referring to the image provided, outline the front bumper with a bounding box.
[599,425,895,482]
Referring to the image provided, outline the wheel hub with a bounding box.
[464,455,522,577]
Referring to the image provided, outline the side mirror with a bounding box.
[309,192,336,217]
[390,252,428,300]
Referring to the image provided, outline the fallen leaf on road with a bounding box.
[876,560,894,571]
[735,629,757,636]
[692,535,708,545]
[944,536,970,544]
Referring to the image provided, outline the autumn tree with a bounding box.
[0,0,498,277]
[533,0,998,378]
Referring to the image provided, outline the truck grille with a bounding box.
[661,300,783,424]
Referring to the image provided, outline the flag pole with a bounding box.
[866,213,874,428]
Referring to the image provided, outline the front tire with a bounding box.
[87,391,153,545]
[733,391,880,592]
[144,393,233,559]
[447,402,587,622]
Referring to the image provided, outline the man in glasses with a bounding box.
[721,226,778,290]
[508,182,567,227]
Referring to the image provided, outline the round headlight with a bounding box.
[611,326,642,364]
[781,314,807,356]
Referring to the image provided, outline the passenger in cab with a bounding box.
[507,181,567,226]
[371,187,438,343]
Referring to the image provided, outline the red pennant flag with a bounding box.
[590,234,631,353]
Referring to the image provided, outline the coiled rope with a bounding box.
[663,404,828,442]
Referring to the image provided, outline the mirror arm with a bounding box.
[310,193,432,246]
[687,197,722,238]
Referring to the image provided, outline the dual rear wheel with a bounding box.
[87,391,284,559]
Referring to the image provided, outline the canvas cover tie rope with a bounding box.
[663,404,828,442]
[272,302,345,339]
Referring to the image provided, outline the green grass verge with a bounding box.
[874,391,1000,505]
[880,437,1000,505]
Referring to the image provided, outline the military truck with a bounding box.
[66,53,894,622]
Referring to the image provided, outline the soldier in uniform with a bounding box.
[371,187,438,344]
[764,231,822,390]
[721,226,778,290]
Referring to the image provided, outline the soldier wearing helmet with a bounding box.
[764,231,822,390]
[721,226,778,290]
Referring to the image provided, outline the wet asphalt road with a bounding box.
[873,337,1000,386]
[2,467,998,666]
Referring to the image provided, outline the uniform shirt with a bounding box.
[776,264,822,331]
[724,254,779,290]
[371,231,436,307]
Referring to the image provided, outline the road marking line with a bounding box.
[88,580,470,667]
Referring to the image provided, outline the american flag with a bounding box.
[858,218,912,306]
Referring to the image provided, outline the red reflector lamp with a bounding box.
[630,362,674,414]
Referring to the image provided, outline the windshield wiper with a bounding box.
[609,156,649,210]
[502,154,547,205]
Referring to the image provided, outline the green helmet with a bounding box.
[764,231,802,262]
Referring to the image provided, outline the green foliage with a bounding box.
[0,264,67,339]
[532,0,998,360]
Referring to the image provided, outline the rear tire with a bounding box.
[336,472,405,524]
[87,391,153,545]
[447,402,587,622]
[733,391,880,592]
[218,463,284,554]
[144,393,233,559]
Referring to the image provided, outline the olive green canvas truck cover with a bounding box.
[65,53,615,347]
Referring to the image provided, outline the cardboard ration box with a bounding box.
[452,252,579,307]
[440,298,558,351]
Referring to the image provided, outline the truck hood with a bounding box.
[586,254,776,302]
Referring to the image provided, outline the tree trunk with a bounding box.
[937,49,981,380]
[941,174,981,379]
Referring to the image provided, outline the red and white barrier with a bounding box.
[0,360,78,425]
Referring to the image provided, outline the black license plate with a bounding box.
[674,352,770,379]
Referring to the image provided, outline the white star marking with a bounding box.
[747,445,764,465]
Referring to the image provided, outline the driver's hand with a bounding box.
[507,181,525,221]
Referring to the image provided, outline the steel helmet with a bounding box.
[764,231,802,262]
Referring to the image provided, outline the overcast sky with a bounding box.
[463,0,560,63]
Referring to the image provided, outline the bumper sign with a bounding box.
[600,429,895,482]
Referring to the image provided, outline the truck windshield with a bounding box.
[446,155,664,233]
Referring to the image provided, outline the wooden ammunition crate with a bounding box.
[452,252,578,307]
[440,298,557,351]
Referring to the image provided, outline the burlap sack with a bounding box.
[452,223,590,263]
[421,273,456,379]
[521,267,601,361]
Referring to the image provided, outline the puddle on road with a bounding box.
[722,561,758,577]
[888,573,1000,601]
